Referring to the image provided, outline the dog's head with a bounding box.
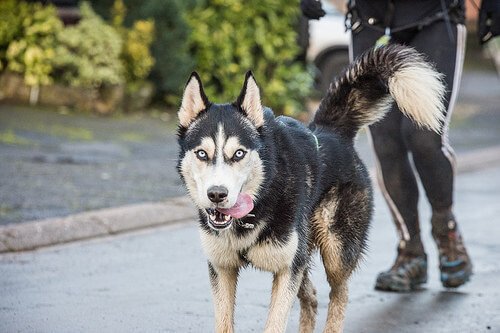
[177,72,265,230]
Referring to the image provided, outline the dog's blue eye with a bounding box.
[232,149,246,161]
[195,150,208,161]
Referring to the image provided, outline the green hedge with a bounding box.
[0,0,24,49]
[2,0,313,114]
[4,2,62,86]
[90,0,196,104]
[138,0,196,104]
[186,0,312,115]
[53,3,124,87]
[1,1,155,91]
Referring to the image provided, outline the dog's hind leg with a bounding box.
[298,271,318,333]
[323,276,348,333]
[317,235,349,332]
[264,268,303,333]
[312,189,351,333]
[319,236,349,333]
[208,262,239,333]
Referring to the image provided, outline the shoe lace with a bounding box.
[438,229,463,262]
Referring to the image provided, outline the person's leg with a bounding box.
[351,27,427,292]
[368,111,430,291]
[404,21,472,288]
[368,113,424,252]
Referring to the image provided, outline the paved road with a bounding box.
[0,107,185,225]
[1,162,499,332]
[0,71,499,226]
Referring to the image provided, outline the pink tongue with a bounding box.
[216,193,254,219]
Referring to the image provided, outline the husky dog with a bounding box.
[177,44,445,332]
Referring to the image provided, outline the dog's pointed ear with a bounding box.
[236,71,264,128]
[178,72,209,128]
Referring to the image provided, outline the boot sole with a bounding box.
[375,276,427,292]
[441,269,472,288]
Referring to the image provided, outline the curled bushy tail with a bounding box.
[313,44,446,138]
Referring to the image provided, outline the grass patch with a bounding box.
[47,125,94,141]
[118,132,147,142]
[0,204,14,216]
[0,130,36,146]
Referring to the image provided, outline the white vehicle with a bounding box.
[307,1,350,94]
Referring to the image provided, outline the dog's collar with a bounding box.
[237,214,255,229]
[237,219,255,229]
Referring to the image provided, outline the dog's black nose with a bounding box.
[207,186,228,203]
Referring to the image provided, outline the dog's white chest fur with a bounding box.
[246,231,298,272]
[199,223,298,273]
[199,223,264,268]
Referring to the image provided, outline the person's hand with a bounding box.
[478,0,500,44]
[300,0,326,20]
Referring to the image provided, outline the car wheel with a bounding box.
[317,50,349,96]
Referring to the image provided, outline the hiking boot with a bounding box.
[433,220,473,288]
[375,247,428,292]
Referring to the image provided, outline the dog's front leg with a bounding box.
[208,262,239,333]
[264,268,303,333]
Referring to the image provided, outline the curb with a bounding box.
[1,145,500,254]
[0,196,196,253]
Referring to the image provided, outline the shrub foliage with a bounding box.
[1,0,156,93]
[52,2,124,87]
[186,0,312,115]
[111,0,155,85]
[1,0,312,114]
[137,0,195,104]
[90,0,192,103]
[5,2,62,86]
[0,0,24,50]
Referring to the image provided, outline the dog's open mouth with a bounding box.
[206,208,233,229]
[205,193,254,230]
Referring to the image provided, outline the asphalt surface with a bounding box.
[0,70,498,332]
[1,162,499,332]
[0,107,184,225]
[0,71,498,226]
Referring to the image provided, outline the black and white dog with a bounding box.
[177,44,445,332]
